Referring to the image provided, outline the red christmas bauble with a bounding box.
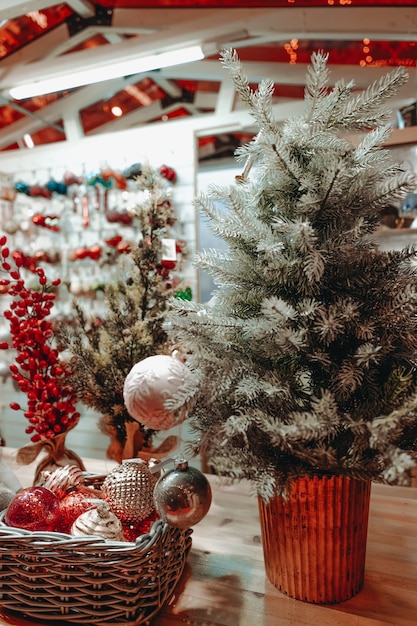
[4,486,60,532]
[159,164,177,183]
[58,490,95,533]
[122,510,159,541]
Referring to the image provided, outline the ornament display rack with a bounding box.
[0,165,195,456]
[1,167,190,311]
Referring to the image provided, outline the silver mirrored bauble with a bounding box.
[153,460,212,529]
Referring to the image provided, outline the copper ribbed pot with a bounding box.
[258,474,371,604]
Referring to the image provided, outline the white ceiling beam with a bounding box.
[0,73,156,150]
[111,7,417,42]
[215,80,236,116]
[151,77,183,99]
[102,32,124,45]
[42,28,138,59]
[160,60,417,92]
[0,0,94,21]
[110,6,417,39]
[246,7,417,39]
[65,0,95,18]
[62,111,84,143]
[87,101,211,136]
[111,7,252,32]
[86,100,164,135]
[42,27,98,58]
[195,92,218,110]
[47,28,158,58]
[0,24,68,66]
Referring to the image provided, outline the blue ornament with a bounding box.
[15,182,30,195]
[123,163,142,179]
[402,191,417,214]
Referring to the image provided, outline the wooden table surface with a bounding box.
[1,447,417,626]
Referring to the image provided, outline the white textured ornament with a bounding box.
[71,500,124,541]
[123,354,192,430]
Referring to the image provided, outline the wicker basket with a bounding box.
[0,480,192,626]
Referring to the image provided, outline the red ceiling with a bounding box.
[0,1,416,152]
[93,1,417,5]
[0,5,71,60]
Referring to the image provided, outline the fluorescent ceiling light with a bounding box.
[23,133,34,148]
[9,45,205,100]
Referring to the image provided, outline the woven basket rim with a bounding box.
[0,510,185,551]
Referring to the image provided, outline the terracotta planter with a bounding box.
[258,474,371,604]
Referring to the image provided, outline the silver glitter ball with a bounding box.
[101,459,155,523]
[0,486,15,512]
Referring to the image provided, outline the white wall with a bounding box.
[196,160,241,303]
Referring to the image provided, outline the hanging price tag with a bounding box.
[161,238,177,261]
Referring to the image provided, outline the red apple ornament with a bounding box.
[5,486,60,531]
[58,490,96,533]
[123,354,193,430]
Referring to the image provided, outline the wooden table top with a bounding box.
[1,447,417,626]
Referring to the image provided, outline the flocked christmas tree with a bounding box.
[57,163,190,463]
[169,49,417,500]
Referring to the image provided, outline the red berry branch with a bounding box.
[0,235,80,443]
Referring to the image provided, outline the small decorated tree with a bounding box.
[57,163,190,462]
[168,50,417,502]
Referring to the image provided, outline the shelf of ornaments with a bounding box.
[0,170,192,309]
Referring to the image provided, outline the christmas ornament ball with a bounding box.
[4,486,60,532]
[123,354,192,430]
[122,510,160,541]
[0,485,15,512]
[42,464,85,500]
[101,459,155,523]
[154,460,212,529]
[58,490,96,533]
[71,501,124,541]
